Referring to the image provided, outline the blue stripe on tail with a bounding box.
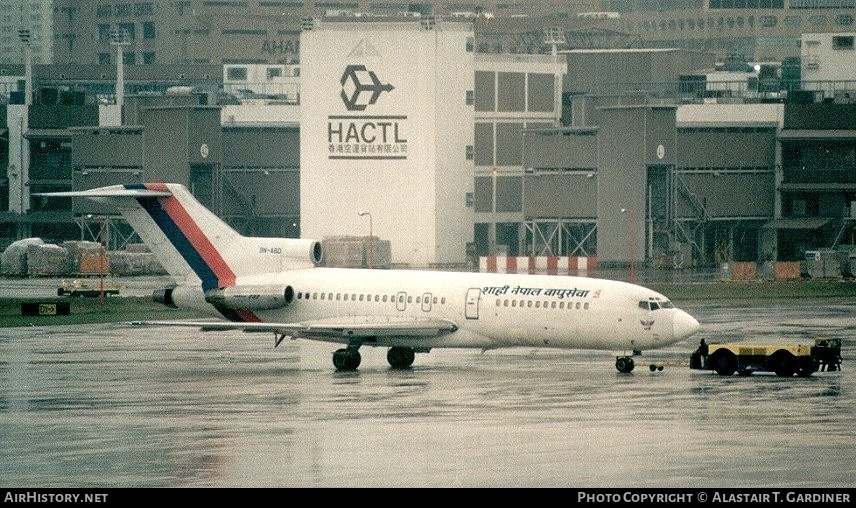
[135,195,220,292]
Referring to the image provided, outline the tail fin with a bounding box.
[38,183,321,290]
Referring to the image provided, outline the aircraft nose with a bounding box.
[673,310,700,340]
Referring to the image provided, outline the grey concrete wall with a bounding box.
[678,128,776,168]
[676,172,774,218]
[524,173,597,218]
[71,128,144,168]
[223,127,299,167]
[522,129,598,170]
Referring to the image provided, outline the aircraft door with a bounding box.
[396,291,407,312]
[465,288,481,320]
[421,292,432,312]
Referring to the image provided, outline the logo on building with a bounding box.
[327,64,408,161]
[340,64,395,111]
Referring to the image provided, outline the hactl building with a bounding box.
[1,18,854,275]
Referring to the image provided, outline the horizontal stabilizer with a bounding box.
[35,187,172,199]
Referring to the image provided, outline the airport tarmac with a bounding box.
[0,297,853,488]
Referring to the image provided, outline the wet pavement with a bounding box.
[0,298,853,488]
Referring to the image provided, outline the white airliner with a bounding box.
[40,183,700,373]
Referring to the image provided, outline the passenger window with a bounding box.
[441,297,446,304]
[328,293,333,300]
[343,294,348,301]
[312,292,318,299]
[551,302,556,309]
[511,300,517,308]
[503,299,509,307]
[352,294,357,300]
[336,293,341,300]
[433,297,438,304]
[527,301,532,308]
[496,299,501,306]
[575,302,580,309]
[407,297,412,303]
[375,295,380,302]
[320,293,325,300]
[535,301,540,308]
[559,302,564,309]
[359,295,364,301]
[382,295,388,302]
[584,302,589,310]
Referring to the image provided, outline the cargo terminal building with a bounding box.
[2,21,854,271]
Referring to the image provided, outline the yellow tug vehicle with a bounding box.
[690,338,842,377]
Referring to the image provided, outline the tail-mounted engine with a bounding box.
[203,285,295,311]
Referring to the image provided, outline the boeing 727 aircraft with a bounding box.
[39,183,700,373]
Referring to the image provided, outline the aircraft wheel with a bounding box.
[387,347,415,369]
[615,356,635,373]
[333,348,361,371]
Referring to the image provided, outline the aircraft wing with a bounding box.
[124,315,458,340]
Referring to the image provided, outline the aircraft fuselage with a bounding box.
[177,267,696,353]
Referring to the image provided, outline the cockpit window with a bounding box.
[639,298,674,311]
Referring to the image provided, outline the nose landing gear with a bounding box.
[615,356,635,373]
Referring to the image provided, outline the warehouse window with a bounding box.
[227,67,248,80]
[833,36,854,49]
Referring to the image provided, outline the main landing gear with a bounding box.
[332,345,417,371]
[333,346,362,371]
[616,353,664,373]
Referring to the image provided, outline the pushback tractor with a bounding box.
[690,338,842,377]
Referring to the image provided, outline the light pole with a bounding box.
[621,208,636,284]
[491,167,497,254]
[543,27,566,127]
[17,29,32,106]
[110,29,130,124]
[358,211,373,269]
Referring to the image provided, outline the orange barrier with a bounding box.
[729,262,757,281]
[480,256,597,276]
[773,262,801,280]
